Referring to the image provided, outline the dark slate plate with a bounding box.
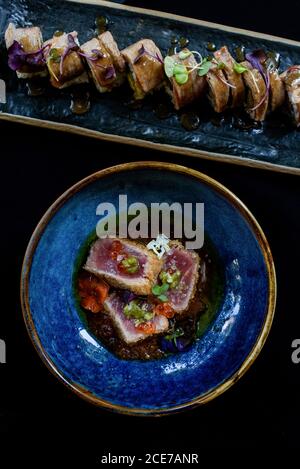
[0,0,300,174]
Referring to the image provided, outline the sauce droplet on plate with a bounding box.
[180,112,200,130]
[70,90,91,115]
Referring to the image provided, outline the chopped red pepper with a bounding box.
[154,303,176,318]
[78,273,109,313]
[135,322,156,334]
[110,240,123,260]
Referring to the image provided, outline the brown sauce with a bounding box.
[26,79,47,96]
[70,90,91,115]
[180,112,200,131]
[207,42,216,52]
[74,235,224,361]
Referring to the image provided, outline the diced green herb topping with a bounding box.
[152,282,169,302]
[124,300,154,324]
[233,62,248,74]
[159,270,181,289]
[121,256,139,274]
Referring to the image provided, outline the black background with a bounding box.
[0,0,299,458]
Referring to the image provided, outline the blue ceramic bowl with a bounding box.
[21,162,276,415]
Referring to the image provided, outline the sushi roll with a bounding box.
[122,39,164,100]
[80,31,125,93]
[240,60,269,121]
[281,66,300,126]
[44,31,89,89]
[5,23,48,79]
[214,46,245,108]
[206,62,230,113]
[268,68,285,112]
[164,49,206,110]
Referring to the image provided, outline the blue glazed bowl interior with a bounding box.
[27,167,271,411]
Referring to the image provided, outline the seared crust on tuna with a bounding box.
[84,238,163,295]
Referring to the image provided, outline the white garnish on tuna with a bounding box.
[147,233,170,259]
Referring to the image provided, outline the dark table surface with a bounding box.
[1,0,299,456]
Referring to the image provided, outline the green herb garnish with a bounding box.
[198,58,212,76]
[164,56,175,77]
[152,283,169,302]
[178,50,192,60]
[165,327,184,345]
[121,256,139,274]
[233,62,248,74]
[164,56,189,84]
[124,300,154,324]
[217,61,226,69]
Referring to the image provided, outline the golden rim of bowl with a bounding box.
[20,161,277,416]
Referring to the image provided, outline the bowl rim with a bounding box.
[20,161,277,416]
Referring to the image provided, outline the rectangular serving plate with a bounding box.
[0,0,300,175]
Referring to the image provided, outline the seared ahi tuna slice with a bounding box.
[80,32,125,93]
[5,23,47,79]
[240,60,268,121]
[44,32,89,89]
[214,46,245,108]
[104,292,169,344]
[166,49,206,110]
[122,39,164,100]
[160,241,199,314]
[84,238,163,295]
[281,66,300,126]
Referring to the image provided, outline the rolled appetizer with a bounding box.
[5,23,48,79]
[164,49,206,110]
[240,60,269,121]
[44,31,89,89]
[268,68,285,112]
[281,66,300,126]
[122,39,164,100]
[214,46,245,108]
[206,63,230,113]
[80,31,125,93]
